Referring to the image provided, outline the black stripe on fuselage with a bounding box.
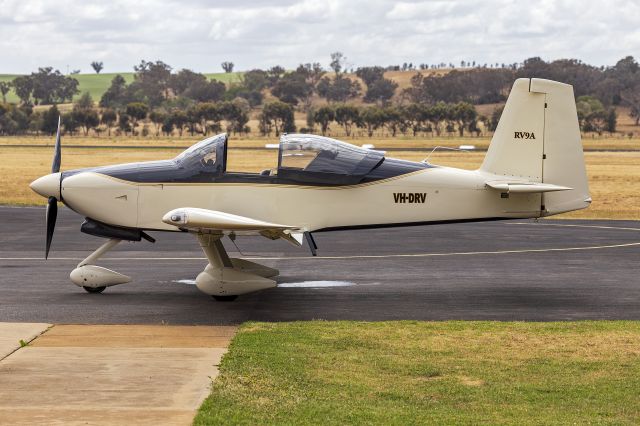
[313,217,511,233]
[61,157,433,187]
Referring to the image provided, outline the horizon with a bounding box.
[0,54,636,77]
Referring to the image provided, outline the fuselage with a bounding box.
[59,164,542,233]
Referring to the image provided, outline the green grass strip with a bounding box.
[195,321,640,425]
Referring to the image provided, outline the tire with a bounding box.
[212,295,238,302]
[83,286,106,294]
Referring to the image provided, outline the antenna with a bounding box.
[421,146,472,164]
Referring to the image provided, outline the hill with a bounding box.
[0,71,244,104]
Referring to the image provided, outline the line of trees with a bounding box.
[0,54,638,137]
[0,94,488,139]
[306,102,480,138]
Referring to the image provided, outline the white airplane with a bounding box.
[30,78,590,301]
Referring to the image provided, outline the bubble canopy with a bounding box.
[62,133,428,185]
[277,134,384,185]
[174,133,227,175]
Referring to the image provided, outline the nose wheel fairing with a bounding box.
[69,239,132,290]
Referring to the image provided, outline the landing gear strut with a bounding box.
[70,239,131,293]
[195,233,278,301]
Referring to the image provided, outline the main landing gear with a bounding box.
[195,233,278,301]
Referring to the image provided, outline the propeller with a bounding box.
[45,196,57,259]
[45,116,62,259]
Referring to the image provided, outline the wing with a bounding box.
[162,207,304,245]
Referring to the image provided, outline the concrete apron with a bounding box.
[0,323,236,425]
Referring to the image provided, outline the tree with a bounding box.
[227,69,269,107]
[75,92,94,110]
[0,104,29,135]
[130,60,172,107]
[170,69,206,95]
[383,106,404,136]
[266,66,286,87]
[313,106,335,136]
[242,69,269,92]
[11,68,79,105]
[62,111,80,136]
[403,104,428,136]
[73,108,99,136]
[0,81,10,103]
[317,76,361,103]
[72,92,99,136]
[223,97,251,134]
[489,105,504,131]
[606,108,617,133]
[185,105,200,136]
[221,62,234,73]
[363,78,398,105]
[185,79,226,103]
[576,96,606,132]
[359,106,386,137]
[100,75,128,108]
[30,67,79,104]
[453,102,477,136]
[334,104,360,137]
[430,102,451,136]
[118,113,131,135]
[12,76,33,105]
[271,72,313,106]
[101,108,117,136]
[91,61,104,74]
[169,69,226,102]
[329,52,346,76]
[355,66,385,87]
[41,105,60,135]
[125,102,149,132]
[261,101,295,136]
[621,82,640,125]
[297,63,325,87]
[165,110,188,136]
[148,110,166,136]
[404,68,512,104]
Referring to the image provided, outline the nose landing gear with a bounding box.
[70,239,131,293]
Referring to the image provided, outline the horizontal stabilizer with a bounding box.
[162,208,296,231]
[486,181,572,193]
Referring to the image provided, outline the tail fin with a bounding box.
[480,78,590,215]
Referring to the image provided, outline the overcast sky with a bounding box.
[1,0,638,74]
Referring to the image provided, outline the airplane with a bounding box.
[30,78,590,301]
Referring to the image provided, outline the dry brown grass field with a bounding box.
[2,137,638,219]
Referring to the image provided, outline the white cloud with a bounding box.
[0,0,637,74]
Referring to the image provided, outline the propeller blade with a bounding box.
[51,115,61,173]
[45,196,58,259]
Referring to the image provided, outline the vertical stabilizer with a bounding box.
[481,78,590,215]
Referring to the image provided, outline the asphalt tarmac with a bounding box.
[1,205,639,324]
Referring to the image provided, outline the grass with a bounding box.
[0,71,244,103]
[2,138,638,219]
[195,321,640,425]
